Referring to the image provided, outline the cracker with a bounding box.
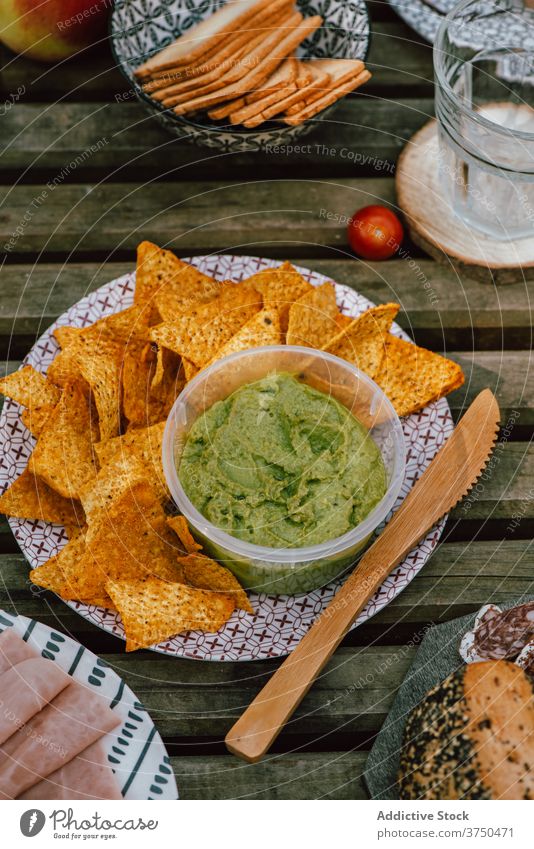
[229,80,298,124]
[173,15,322,116]
[283,69,372,126]
[134,0,273,77]
[106,577,235,651]
[208,97,247,120]
[28,381,99,499]
[0,468,83,526]
[286,283,339,348]
[245,66,330,126]
[324,303,400,379]
[155,10,295,106]
[243,56,298,103]
[374,335,465,417]
[284,58,365,114]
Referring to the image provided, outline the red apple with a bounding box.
[0,0,110,63]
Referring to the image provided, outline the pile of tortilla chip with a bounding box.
[0,240,463,650]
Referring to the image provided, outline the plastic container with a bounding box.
[162,346,406,595]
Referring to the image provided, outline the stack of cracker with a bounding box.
[134,0,371,128]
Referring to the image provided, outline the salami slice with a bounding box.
[460,602,534,663]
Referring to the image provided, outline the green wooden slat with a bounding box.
[0,98,433,176]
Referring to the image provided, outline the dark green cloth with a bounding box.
[364,595,534,800]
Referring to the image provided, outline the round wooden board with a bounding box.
[396,118,534,285]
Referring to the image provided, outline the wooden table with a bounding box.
[1,2,533,799]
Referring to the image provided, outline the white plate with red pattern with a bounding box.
[0,255,453,661]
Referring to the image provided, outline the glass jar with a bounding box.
[434,0,534,240]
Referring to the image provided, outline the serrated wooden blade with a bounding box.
[226,389,500,763]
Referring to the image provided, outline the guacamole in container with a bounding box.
[163,345,405,595]
[179,373,386,549]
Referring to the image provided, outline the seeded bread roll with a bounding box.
[398,660,534,799]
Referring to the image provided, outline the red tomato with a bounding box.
[347,205,404,260]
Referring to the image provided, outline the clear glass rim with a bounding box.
[162,345,406,565]
[434,0,534,142]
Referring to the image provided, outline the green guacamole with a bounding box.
[178,373,387,549]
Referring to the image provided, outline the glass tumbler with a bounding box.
[434,0,534,240]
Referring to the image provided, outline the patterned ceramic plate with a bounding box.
[0,256,453,662]
[0,609,178,799]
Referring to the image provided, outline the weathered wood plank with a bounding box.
[1,540,532,648]
[1,261,532,352]
[0,98,433,177]
[0,179,396,258]
[170,752,368,799]
[104,645,414,737]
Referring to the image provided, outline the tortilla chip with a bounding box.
[335,312,352,331]
[46,346,82,387]
[286,283,339,348]
[106,576,235,651]
[166,515,202,553]
[324,303,400,379]
[0,468,83,526]
[79,453,149,531]
[95,420,164,464]
[121,340,172,429]
[94,422,168,503]
[29,527,88,598]
[182,358,199,382]
[53,326,81,348]
[208,308,281,365]
[150,283,262,367]
[80,349,122,440]
[28,381,99,499]
[72,481,183,603]
[135,241,221,322]
[243,262,313,330]
[178,552,253,614]
[149,345,185,417]
[21,404,56,436]
[375,335,465,417]
[0,365,61,410]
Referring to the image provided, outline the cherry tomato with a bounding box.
[347,205,404,260]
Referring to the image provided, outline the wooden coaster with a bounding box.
[396,118,534,284]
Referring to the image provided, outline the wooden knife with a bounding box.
[226,388,500,762]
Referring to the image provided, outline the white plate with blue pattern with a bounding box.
[0,609,178,800]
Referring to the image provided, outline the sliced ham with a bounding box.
[19,740,122,800]
[0,658,70,745]
[0,629,37,675]
[0,681,121,799]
